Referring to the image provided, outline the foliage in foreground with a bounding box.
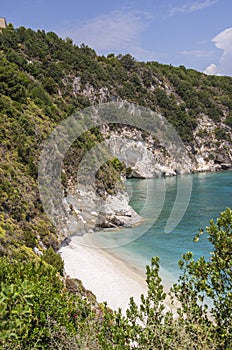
[1,208,232,349]
[99,208,232,349]
[0,255,103,349]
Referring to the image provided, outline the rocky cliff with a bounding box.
[0,26,232,248]
[60,108,232,236]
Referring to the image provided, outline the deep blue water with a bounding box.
[93,170,232,286]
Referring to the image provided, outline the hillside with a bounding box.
[0,25,232,349]
[1,25,232,249]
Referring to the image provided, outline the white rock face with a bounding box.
[106,136,156,178]
[70,79,232,173]
[101,116,232,177]
[101,191,142,228]
[61,182,142,237]
[102,127,194,178]
[192,114,232,172]
[59,111,232,239]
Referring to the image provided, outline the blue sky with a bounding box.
[2,0,232,75]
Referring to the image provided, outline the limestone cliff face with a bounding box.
[62,119,232,238]
[100,122,232,179]
[101,125,193,178]
[71,76,232,176]
[62,183,142,237]
[63,76,232,237]
[61,103,232,237]
[192,115,232,172]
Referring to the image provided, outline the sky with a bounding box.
[1,0,232,76]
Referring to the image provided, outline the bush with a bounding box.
[0,258,98,349]
[99,208,232,349]
[42,247,64,275]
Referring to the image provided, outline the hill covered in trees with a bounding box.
[0,25,232,349]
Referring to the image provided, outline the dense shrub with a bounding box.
[99,208,232,349]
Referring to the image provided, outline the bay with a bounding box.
[92,170,232,287]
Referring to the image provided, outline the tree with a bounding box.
[7,23,14,30]
[118,53,136,71]
[99,208,232,349]
[179,208,232,347]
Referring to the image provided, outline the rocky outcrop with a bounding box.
[72,76,120,104]
[214,153,232,169]
[62,182,142,237]
[70,73,232,177]
[98,191,142,229]
[101,125,194,179]
[60,82,232,237]
[100,122,230,178]
[61,115,231,237]
[192,115,232,172]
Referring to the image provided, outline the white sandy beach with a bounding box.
[59,234,147,313]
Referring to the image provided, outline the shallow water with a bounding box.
[92,170,232,286]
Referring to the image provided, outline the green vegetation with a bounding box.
[2,24,230,257]
[1,209,232,349]
[95,158,127,196]
[0,256,103,349]
[0,25,232,348]
[1,26,232,143]
[99,208,232,349]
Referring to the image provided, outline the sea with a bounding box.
[92,170,232,287]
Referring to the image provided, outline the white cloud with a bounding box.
[204,63,218,75]
[169,0,218,16]
[58,10,155,61]
[180,50,215,57]
[204,27,232,76]
[212,27,232,54]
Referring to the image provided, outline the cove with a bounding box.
[92,170,232,287]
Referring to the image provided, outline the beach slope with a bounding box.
[59,235,147,313]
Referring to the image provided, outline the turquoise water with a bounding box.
[93,170,232,286]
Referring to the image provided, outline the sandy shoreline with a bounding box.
[59,234,147,313]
